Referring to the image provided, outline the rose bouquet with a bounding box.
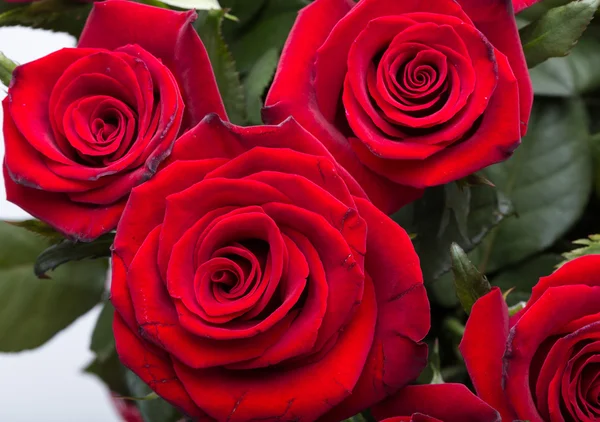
[1,0,600,421]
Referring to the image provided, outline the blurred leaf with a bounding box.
[6,219,63,244]
[561,234,600,264]
[221,0,266,29]
[160,0,220,10]
[244,48,279,124]
[196,9,246,125]
[530,37,600,96]
[343,415,369,422]
[126,372,183,422]
[591,131,600,198]
[0,0,92,37]
[492,254,563,306]
[451,243,492,314]
[0,222,107,352]
[0,51,16,88]
[428,272,459,308]
[90,301,115,362]
[85,350,129,397]
[394,183,513,283]
[520,0,599,68]
[227,0,308,75]
[476,99,592,273]
[34,233,113,278]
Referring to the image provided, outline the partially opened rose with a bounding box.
[111,115,430,421]
[371,384,501,422]
[2,0,225,240]
[264,0,532,213]
[460,255,600,421]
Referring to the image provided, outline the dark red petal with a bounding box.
[350,50,519,187]
[312,0,469,121]
[266,0,354,108]
[3,98,94,193]
[535,321,600,420]
[262,201,365,352]
[113,158,226,266]
[456,0,533,136]
[4,165,124,241]
[113,314,206,419]
[8,48,96,166]
[459,287,516,420]
[158,178,288,279]
[228,229,325,369]
[127,227,291,368]
[527,255,600,309]
[261,107,423,213]
[372,384,501,422]
[79,0,226,129]
[504,285,600,421]
[173,276,377,421]
[512,0,542,13]
[321,198,429,421]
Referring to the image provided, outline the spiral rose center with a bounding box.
[47,46,181,169]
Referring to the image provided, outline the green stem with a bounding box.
[0,52,17,87]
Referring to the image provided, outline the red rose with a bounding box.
[110,115,430,421]
[460,255,600,421]
[264,0,532,213]
[3,0,225,240]
[371,384,501,422]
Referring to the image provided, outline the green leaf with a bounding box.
[0,51,16,88]
[451,243,492,314]
[591,131,600,198]
[0,222,107,352]
[34,233,114,278]
[492,254,562,306]
[530,37,600,96]
[90,301,115,362]
[195,9,246,125]
[160,0,220,10]
[5,219,64,244]
[561,234,600,264]
[393,182,513,283]
[126,372,183,422]
[244,48,279,125]
[85,350,130,397]
[475,99,592,273]
[0,0,92,37]
[227,0,308,75]
[429,339,444,384]
[520,0,599,68]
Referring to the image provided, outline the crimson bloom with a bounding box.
[265,0,532,213]
[371,383,500,422]
[111,115,430,421]
[3,0,225,240]
[461,255,600,421]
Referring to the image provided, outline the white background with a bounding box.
[0,27,120,422]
